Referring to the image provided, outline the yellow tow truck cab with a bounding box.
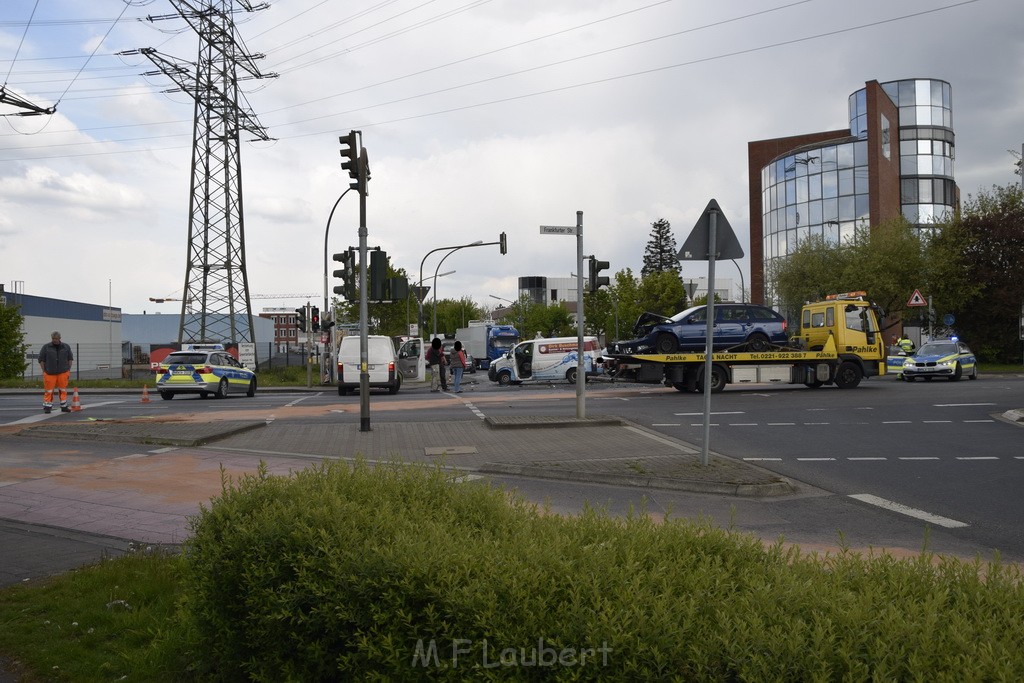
[611,292,887,393]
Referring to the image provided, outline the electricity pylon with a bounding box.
[121,1,277,344]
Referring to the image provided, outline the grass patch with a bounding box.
[2,461,1024,680]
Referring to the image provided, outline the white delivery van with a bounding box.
[488,336,600,386]
[338,334,402,395]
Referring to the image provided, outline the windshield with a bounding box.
[669,305,703,323]
[917,342,958,356]
[492,338,517,350]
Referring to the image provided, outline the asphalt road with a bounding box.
[3,371,1023,560]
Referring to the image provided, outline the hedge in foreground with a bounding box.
[169,460,1024,681]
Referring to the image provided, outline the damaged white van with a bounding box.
[487,336,600,386]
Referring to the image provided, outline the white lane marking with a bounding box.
[963,419,994,423]
[730,423,759,426]
[148,447,178,454]
[899,457,939,460]
[116,453,151,460]
[463,402,486,420]
[797,457,835,461]
[922,420,953,424]
[4,414,53,425]
[651,423,680,426]
[848,457,886,461]
[849,493,968,529]
[285,395,319,406]
[674,411,743,416]
[956,456,998,460]
[767,422,795,426]
[803,422,830,425]
[743,457,782,461]
[934,402,995,407]
[882,421,912,424]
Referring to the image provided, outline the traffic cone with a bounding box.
[70,388,82,412]
[141,384,151,403]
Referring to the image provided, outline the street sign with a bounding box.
[678,199,744,261]
[943,313,955,326]
[907,289,927,307]
[540,225,578,235]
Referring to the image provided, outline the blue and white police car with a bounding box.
[154,344,257,399]
[901,339,978,382]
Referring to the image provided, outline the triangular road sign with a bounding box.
[907,289,927,307]
[678,199,744,261]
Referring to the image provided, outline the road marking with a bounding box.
[848,457,886,461]
[285,395,318,407]
[849,493,968,529]
[797,457,835,461]
[935,402,995,407]
[674,411,743,416]
[743,457,782,461]
[882,420,912,424]
[651,423,680,426]
[899,457,939,460]
[802,422,830,425]
[462,401,487,420]
[963,419,994,423]
[956,456,998,460]
[730,423,759,426]
[922,420,953,424]
[149,447,178,454]
[767,422,795,426]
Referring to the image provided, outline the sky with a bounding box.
[1,0,1022,322]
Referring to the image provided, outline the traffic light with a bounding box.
[295,306,307,332]
[311,306,321,332]
[339,132,359,192]
[332,250,356,300]
[369,249,387,302]
[588,257,610,293]
[499,231,507,255]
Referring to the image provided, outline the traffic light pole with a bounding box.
[575,211,585,419]
[305,303,313,388]
[358,175,371,431]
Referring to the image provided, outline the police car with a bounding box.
[154,344,257,399]
[901,339,978,382]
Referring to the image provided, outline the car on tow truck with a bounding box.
[612,303,788,355]
[154,344,256,400]
[902,339,978,381]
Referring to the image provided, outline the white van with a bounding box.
[488,336,600,386]
[337,334,402,395]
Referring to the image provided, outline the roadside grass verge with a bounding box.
[2,460,1023,680]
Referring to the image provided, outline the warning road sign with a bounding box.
[907,289,927,307]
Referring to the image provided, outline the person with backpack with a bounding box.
[450,340,468,393]
[427,337,448,392]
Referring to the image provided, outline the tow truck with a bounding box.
[608,292,888,392]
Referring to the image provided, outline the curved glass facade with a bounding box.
[876,79,956,230]
[760,78,956,292]
[761,138,870,261]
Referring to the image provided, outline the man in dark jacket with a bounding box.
[38,331,74,413]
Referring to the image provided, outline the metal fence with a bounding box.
[23,343,123,381]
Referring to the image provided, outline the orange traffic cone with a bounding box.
[70,388,82,412]
[141,384,151,403]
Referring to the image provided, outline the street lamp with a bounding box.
[322,188,352,382]
[433,241,482,337]
[409,270,454,332]
[417,240,484,339]
[730,259,745,303]
[489,294,523,333]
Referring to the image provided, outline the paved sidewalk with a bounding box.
[0,414,791,587]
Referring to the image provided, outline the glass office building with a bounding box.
[748,78,958,305]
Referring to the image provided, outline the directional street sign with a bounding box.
[540,225,578,235]
[678,199,744,261]
[907,289,927,307]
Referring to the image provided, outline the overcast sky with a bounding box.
[1,0,1021,320]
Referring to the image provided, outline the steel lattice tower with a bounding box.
[126,0,275,344]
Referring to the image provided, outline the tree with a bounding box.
[0,302,26,379]
[641,219,680,277]
[637,270,686,318]
[768,218,929,332]
[928,183,1024,362]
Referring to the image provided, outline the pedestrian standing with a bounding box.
[38,331,74,413]
[451,340,468,393]
[427,337,447,392]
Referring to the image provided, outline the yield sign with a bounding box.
[907,289,927,307]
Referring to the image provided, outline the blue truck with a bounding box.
[456,320,520,370]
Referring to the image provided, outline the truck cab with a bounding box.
[798,291,886,356]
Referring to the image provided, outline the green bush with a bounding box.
[171,460,1024,681]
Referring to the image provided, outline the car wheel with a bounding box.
[497,371,513,386]
[246,378,257,397]
[159,391,173,400]
[969,365,978,380]
[696,365,727,393]
[745,332,771,352]
[655,333,678,354]
[834,361,862,389]
[949,362,962,381]
[389,377,401,395]
[566,367,578,384]
[215,378,229,398]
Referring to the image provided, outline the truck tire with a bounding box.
[655,333,679,354]
[566,367,577,384]
[834,361,862,389]
[696,364,727,393]
[497,371,513,386]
